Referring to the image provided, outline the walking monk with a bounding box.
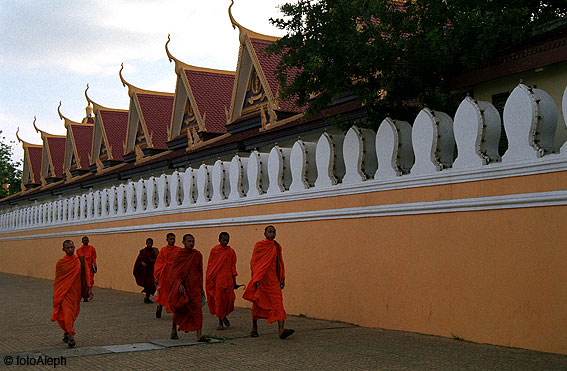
[168,234,209,342]
[206,232,239,330]
[243,225,294,339]
[154,233,181,318]
[76,236,97,301]
[51,240,89,348]
[133,238,159,303]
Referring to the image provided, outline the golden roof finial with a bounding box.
[33,116,40,133]
[228,0,279,42]
[165,34,176,63]
[119,63,128,88]
[85,83,94,106]
[16,127,22,143]
[57,101,64,120]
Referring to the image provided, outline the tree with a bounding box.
[270,0,566,125]
[0,131,22,199]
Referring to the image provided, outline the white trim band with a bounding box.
[1,190,565,241]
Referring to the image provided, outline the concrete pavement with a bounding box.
[0,272,565,370]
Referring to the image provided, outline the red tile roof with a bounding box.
[185,70,234,133]
[28,147,42,184]
[70,125,93,170]
[46,137,66,178]
[100,110,129,161]
[250,38,303,113]
[136,94,174,149]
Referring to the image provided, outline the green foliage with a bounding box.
[269,0,566,125]
[0,131,22,199]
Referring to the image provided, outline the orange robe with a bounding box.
[154,244,182,312]
[168,249,203,332]
[243,239,286,323]
[76,244,97,288]
[51,254,83,336]
[205,244,237,319]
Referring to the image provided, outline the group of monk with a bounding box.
[51,225,294,348]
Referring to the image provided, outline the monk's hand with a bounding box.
[280,279,285,289]
[178,285,186,294]
[142,262,147,268]
[255,281,260,288]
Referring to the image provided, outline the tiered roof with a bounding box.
[58,102,93,178]
[16,126,42,190]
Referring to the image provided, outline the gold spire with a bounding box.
[228,0,279,42]
[119,63,173,97]
[165,34,234,76]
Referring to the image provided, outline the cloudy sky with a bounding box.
[0,0,286,164]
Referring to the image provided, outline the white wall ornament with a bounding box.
[453,97,501,169]
[145,177,157,211]
[503,83,558,162]
[181,168,196,206]
[343,126,377,184]
[156,174,169,210]
[168,171,181,208]
[247,150,269,197]
[135,179,146,213]
[375,118,414,179]
[267,145,292,194]
[212,160,231,202]
[411,108,455,174]
[229,155,249,200]
[315,132,345,188]
[126,181,136,214]
[289,139,317,192]
[197,164,212,204]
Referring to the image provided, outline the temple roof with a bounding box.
[46,136,66,178]
[69,124,93,171]
[99,110,129,161]
[136,93,174,149]
[16,127,42,185]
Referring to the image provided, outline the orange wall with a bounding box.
[1,173,566,354]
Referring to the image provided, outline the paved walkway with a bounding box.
[0,272,565,370]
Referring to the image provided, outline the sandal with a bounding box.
[279,329,295,340]
[68,339,76,348]
[170,332,179,340]
[197,336,210,343]
[62,335,69,343]
[222,318,231,327]
[156,305,162,319]
[250,330,259,338]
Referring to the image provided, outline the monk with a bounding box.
[168,234,209,342]
[76,235,97,301]
[206,232,239,330]
[154,232,181,318]
[243,225,294,339]
[51,240,90,348]
[133,238,159,303]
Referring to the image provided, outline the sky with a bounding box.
[0,0,287,165]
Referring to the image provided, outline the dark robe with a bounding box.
[133,246,159,295]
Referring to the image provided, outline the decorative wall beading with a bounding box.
[1,83,566,232]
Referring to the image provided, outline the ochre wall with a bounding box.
[1,172,566,355]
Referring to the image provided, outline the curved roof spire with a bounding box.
[85,83,124,112]
[165,34,234,75]
[228,0,279,42]
[33,115,65,138]
[58,101,84,128]
[16,127,41,147]
[119,62,173,97]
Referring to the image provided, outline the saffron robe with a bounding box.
[205,244,237,319]
[168,249,203,332]
[243,239,286,323]
[76,244,97,287]
[133,246,159,295]
[154,244,182,312]
[51,254,86,336]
